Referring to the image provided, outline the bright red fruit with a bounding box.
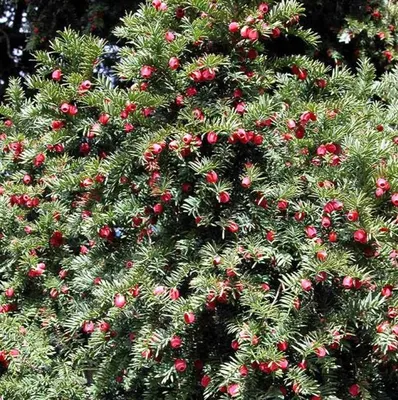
[353,229,367,244]
[266,231,275,242]
[141,65,154,78]
[227,221,239,233]
[23,174,32,185]
[207,131,218,144]
[60,103,70,113]
[52,69,62,81]
[99,113,110,125]
[381,285,394,298]
[201,375,211,387]
[305,226,317,239]
[174,358,187,372]
[114,293,126,308]
[316,250,327,261]
[34,153,46,167]
[241,177,251,188]
[315,346,327,358]
[227,383,240,397]
[169,288,180,300]
[99,225,113,240]
[343,276,354,289]
[301,279,312,291]
[348,384,360,397]
[168,57,180,70]
[49,231,64,247]
[206,171,218,184]
[277,341,288,351]
[347,210,359,222]
[170,335,182,349]
[184,311,195,324]
[99,321,110,332]
[376,178,390,191]
[218,191,230,203]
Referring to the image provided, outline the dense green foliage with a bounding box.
[0,0,141,99]
[0,1,398,399]
[2,0,398,101]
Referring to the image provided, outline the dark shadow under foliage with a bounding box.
[0,0,141,99]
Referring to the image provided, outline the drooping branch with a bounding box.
[0,28,13,59]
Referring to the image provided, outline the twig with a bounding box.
[271,283,283,305]
[0,28,13,59]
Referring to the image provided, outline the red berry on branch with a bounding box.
[114,293,126,308]
[218,191,230,203]
[353,229,367,244]
[301,279,312,291]
[348,384,360,397]
[305,226,317,239]
[184,311,195,324]
[227,221,239,233]
[168,57,180,70]
[141,65,154,79]
[201,375,211,387]
[316,250,327,262]
[206,171,218,184]
[170,335,182,349]
[376,178,390,191]
[227,383,240,397]
[52,69,62,81]
[99,113,110,125]
[343,276,354,289]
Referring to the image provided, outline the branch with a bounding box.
[271,283,283,305]
[0,28,13,59]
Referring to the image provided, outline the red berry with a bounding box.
[206,171,218,184]
[315,346,327,358]
[168,57,180,70]
[376,178,390,191]
[305,226,317,239]
[23,174,32,185]
[266,230,275,242]
[218,191,230,203]
[316,271,327,282]
[99,113,110,125]
[241,177,251,188]
[227,221,239,233]
[184,311,195,324]
[277,199,289,211]
[316,250,327,262]
[227,383,240,397]
[52,69,62,81]
[174,358,187,372]
[170,335,182,349]
[301,279,312,291]
[258,3,269,13]
[60,103,70,113]
[201,375,211,387]
[381,285,394,298]
[206,131,218,144]
[277,341,288,351]
[349,384,360,397]
[347,210,359,222]
[141,65,154,79]
[114,293,126,308]
[343,276,353,289]
[353,229,367,244]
